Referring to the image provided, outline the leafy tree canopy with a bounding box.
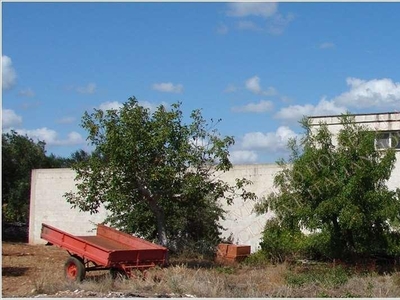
[255,114,400,260]
[65,97,256,253]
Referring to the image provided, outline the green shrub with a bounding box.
[285,264,349,288]
[215,266,235,275]
[301,231,338,260]
[243,250,270,266]
[259,219,306,263]
[386,231,400,257]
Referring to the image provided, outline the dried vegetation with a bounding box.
[3,242,400,298]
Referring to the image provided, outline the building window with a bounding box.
[375,131,400,150]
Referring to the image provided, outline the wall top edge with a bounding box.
[33,164,282,174]
[308,111,399,119]
[309,113,400,127]
[32,168,76,172]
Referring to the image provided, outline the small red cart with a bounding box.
[41,223,168,281]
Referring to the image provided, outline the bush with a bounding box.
[259,219,306,263]
[285,264,349,288]
[243,250,270,266]
[301,231,341,261]
[386,231,400,257]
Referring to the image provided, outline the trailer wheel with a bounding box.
[64,256,86,281]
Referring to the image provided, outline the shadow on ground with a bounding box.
[2,266,30,277]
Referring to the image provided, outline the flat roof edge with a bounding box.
[308,111,400,119]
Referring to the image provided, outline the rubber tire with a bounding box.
[64,256,86,282]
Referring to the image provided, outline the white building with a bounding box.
[29,112,400,252]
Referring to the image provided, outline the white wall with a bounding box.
[29,168,108,244]
[216,164,281,252]
[29,161,400,249]
[28,165,280,250]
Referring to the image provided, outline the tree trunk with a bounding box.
[136,182,169,247]
[149,199,168,247]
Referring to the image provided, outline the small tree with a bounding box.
[256,114,400,260]
[65,97,255,252]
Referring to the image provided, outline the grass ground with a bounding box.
[2,241,400,297]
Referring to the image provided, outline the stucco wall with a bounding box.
[216,164,281,252]
[29,161,400,250]
[29,168,108,244]
[28,165,280,250]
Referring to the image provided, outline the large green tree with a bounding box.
[256,115,400,260]
[65,97,255,252]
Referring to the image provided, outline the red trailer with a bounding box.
[40,223,168,281]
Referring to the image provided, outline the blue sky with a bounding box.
[2,2,400,164]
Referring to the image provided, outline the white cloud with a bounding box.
[229,150,258,164]
[245,76,277,96]
[18,88,35,97]
[152,82,183,94]
[140,100,169,112]
[99,101,123,111]
[333,77,400,108]
[225,3,293,36]
[227,3,278,18]
[98,100,168,113]
[280,95,293,103]
[240,126,298,152]
[275,77,400,123]
[21,101,41,110]
[267,13,295,36]
[2,55,17,90]
[217,23,229,35]
[224,84,238,93]
[2,109,23,129]
[275,98,346,123]
[232,100,274,113]
[57,117,76,124]
[237,21,262,31]
[76,83,96,94]
[320,42,335,49]
[16,128,84,146]
[246,76,262,94]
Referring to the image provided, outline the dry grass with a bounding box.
[3,242,400,298]
[27,261,400,298]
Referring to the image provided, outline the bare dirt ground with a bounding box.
[2,242,70,297]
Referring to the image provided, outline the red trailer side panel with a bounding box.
[96,225,166,250]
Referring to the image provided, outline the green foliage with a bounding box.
[65,97,256,252]
[300,231,338,260]
[259,218,306,263]
[256,114,400,260]
[285,264,349,288]
[215,266,235,274]
[242,250,270,266]
[316,291,331,297]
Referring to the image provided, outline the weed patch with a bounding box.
[285,264,349,288]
